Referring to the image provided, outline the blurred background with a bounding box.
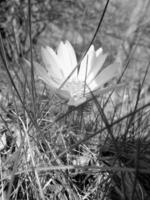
[0,0,149,57]
[0,0,150,105]
[0,0,150,83]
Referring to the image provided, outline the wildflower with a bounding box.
[33,41,119,106]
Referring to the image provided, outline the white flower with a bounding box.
[34,41,119,106]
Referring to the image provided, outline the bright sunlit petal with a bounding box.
[57,41,75,79]
[65,41,78,80]
[96,47,103,56]
[65,41,77,67]
[78,45,94,82]
[41,47,63,81]
[87,53,108,84]
[46,46,64,77]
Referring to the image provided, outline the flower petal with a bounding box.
[78,45,95,82]
[41,47,63,82]
[56,89,71,100]
[87,52,108,84]
[65,41,77,68]
[96,47,103,56]
[86,83,126,99]
[46,46,64,75]
[33,61,59,88]
[25,59,71,99]
[89,62,120,90]
[57,41,76,79]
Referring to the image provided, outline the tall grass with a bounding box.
[0,0,150,200]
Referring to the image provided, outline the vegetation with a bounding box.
[0,0,150,199]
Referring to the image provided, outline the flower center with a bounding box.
[63,80,88,99]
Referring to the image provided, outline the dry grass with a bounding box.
[0,0,150,200]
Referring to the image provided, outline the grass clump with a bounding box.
[0,0,150,200]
